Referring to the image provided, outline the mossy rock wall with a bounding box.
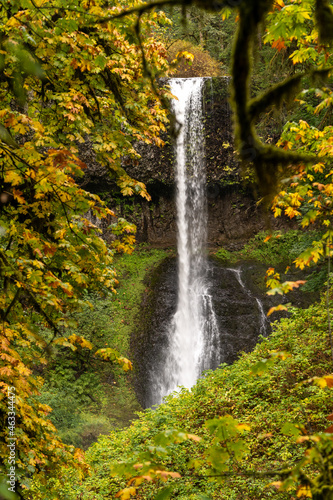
[124,77,237,186]
[85,77,294,247]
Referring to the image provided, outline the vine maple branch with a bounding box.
[0,287,21,322]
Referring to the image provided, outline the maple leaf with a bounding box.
[272,38,286,51]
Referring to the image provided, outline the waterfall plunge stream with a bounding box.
[153,78,220,405]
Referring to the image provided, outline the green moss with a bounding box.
[38,246,169,449]
[215,229,323,267]
[214,246,234,263]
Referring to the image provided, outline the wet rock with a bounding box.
[131,256,319,408]
[132,258,270,408]
[80,77,295,248]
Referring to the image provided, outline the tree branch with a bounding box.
[0,287,21,322]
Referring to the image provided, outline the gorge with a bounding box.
[84,78,315,413]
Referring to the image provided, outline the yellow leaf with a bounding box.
[324,375,333,387]
[296,436,311,443]
[267,481,282,490]
[285,206,301,218]
[115,487,136,499]
[313,376,329,388]
[156,470,181,481]
[267,304,288,316]
[296,485,312,498]
[236,423,251,432]
[118,356,133,371]
[5,171,22,186]
[186,433,202,442]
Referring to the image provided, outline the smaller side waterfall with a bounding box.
[228,268,268,337]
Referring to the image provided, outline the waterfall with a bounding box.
[228,268,268,337]
[151,78,220,405]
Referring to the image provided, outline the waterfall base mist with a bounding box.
[131,258,273,409]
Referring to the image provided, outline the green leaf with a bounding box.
[250,360,272,375]
[281,422,302,437]
[0,125,18,147]
[95,54,107,70]
[155,486,174,500]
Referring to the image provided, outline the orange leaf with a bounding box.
[272,38,286,51]
[187,433,202,442]
[43,244,57,256]
[12,189,26,204]
[267,305,288,316]
[274,0,285,10]
[324,376,333,387]
[296,485,312,498]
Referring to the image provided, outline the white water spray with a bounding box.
[154,78,220,404]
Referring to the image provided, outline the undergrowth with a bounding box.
[37,246,169,449]
[216,230,322,267]
[215,230,327,294]
[33,292,333,499]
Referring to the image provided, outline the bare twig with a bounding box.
[0,288,21,322]
[326,240,333,362]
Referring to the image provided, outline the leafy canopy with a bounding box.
[0,0,172,494]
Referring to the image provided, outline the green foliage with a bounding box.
[301,268,328,292]
[40,293,333,499]
[161,5,234,66]
[239,230,323,266]
[229,0,333,197]
[214,246,233,263]
[215,229,324,268]
[36,247,169,449]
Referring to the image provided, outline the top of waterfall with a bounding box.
[169,76,210,82]
[167,76,230,82]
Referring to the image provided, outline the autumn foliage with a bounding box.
[0,0,172,494]
[1,0,333,498]
[168,40,221,77]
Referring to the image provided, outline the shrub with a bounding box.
[168,40,221,77]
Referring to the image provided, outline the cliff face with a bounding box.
[84,77,292,248]
[126,189,292,250]
[123,77,237,185]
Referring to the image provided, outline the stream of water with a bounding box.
[228,268,268,338]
